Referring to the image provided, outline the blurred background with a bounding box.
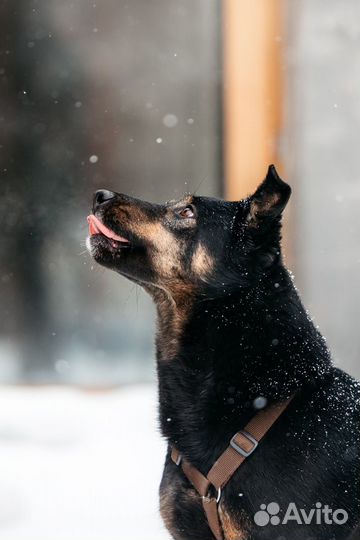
[0,1,359,539]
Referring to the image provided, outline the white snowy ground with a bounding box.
[0,385,170,540]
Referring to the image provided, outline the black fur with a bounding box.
[87,165,360,540]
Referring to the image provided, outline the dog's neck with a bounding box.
[154,266,332,466]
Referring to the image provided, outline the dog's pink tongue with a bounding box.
[87,216,99,236]
[87,215,129,242]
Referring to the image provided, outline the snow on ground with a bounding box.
[0,385,170,540]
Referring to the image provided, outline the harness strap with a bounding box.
[171,447,224,540]
[171,396,294,540]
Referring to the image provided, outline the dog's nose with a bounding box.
[93,189,116,210]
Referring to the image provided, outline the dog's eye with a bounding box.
[177,205,195,219]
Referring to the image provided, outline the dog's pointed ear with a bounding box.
[247,165,291,226]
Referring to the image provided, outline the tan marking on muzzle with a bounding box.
[112,208,184,277]
[112,209,196,361]
[143,222,184,278]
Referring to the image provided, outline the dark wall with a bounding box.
[0,0,222,383]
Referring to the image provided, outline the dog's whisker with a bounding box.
[193,174,209,195]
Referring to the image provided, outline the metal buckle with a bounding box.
[203,487,222,504]
[230,430,258,457]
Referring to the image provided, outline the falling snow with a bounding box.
[253,396,268,410]
[162,114,178,128]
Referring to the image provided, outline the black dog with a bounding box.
[86,165,360,540]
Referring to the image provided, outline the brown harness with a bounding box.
[171,397,293,540]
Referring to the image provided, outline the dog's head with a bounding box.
[86,165,291,299]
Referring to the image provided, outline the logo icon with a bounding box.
[254,503,281,526]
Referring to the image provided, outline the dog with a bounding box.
[86,165,360,540]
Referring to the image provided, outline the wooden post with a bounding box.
[222,0,284,200]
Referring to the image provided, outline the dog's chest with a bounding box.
[159,463,251,540]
